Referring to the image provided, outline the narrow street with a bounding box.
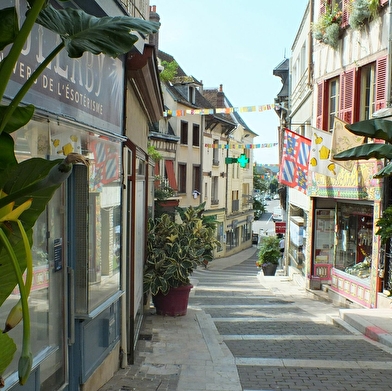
[190,252,392,391]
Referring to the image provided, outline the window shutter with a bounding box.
[339,69,355,124]
[375,56,387,111]
[164,160,178,190]
[341,0,349,28]
[320,0,326,15]
[316,82,326,130]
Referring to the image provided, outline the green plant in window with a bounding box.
[312,2,342,49]
[148,145,162,161]
[349,0,379,30]
[0,0,159,385]
[368,0,380,20]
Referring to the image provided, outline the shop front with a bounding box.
[333,203,374,305]
[1,1,127,388]
[308,161,383,308]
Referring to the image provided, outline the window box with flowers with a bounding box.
[312,3,343,49]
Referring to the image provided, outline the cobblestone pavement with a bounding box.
[191,251,392,391]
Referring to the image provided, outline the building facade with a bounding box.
[1,1,161,390]
[151,40,256,259]
[281,0,391,309]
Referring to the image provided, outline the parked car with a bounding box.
[254,210,262,220]
[265,195,271,201]
[272,207,283,222]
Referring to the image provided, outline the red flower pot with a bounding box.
[152,285,193,316]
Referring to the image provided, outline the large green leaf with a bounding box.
[346,118,392,142]
[0,133,17,171]
[0,228,33,306]
[0,105,35,134]
[374,162,392,178]
[0,158,62,306]
[0,332,17,374]
[0,158,61,229]
[36,6,160,58]
[0,7,18,51]
[333,143,392,160]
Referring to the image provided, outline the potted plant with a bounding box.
[349,0,372,30]
[144,205,219,316]
[256,235,281,276]
[312,3,342,49]
[349,0,380,29]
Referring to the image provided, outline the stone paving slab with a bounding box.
[237,366,392,391]
[188,297,293,305]
[204,306,308,318]
[225,338,392,360]
[215,320,350,335]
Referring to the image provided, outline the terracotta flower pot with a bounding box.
[152,285,193,316]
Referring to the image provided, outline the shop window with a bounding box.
[226,227,239,250]
[314,209,335,266]
[335,203,373,279]
[242,223,251,242]
[216,221,223,252]
[5,119,66,388]
[46,121,122,314]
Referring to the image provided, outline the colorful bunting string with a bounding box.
[164,104,275,117]
[205,143,278,149]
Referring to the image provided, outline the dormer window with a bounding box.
[188,86,196,104]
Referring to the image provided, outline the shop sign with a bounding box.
[275,222,286,234]
[1,0,124,133]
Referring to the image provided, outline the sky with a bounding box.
[151,0,309,164]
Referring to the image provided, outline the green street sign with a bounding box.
[225,157,238,164]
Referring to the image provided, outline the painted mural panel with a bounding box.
[307,160,382,200]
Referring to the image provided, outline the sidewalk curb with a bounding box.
[339,310,392,348]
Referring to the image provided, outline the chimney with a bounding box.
[149,5,160,49]
[217,84,224,108]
